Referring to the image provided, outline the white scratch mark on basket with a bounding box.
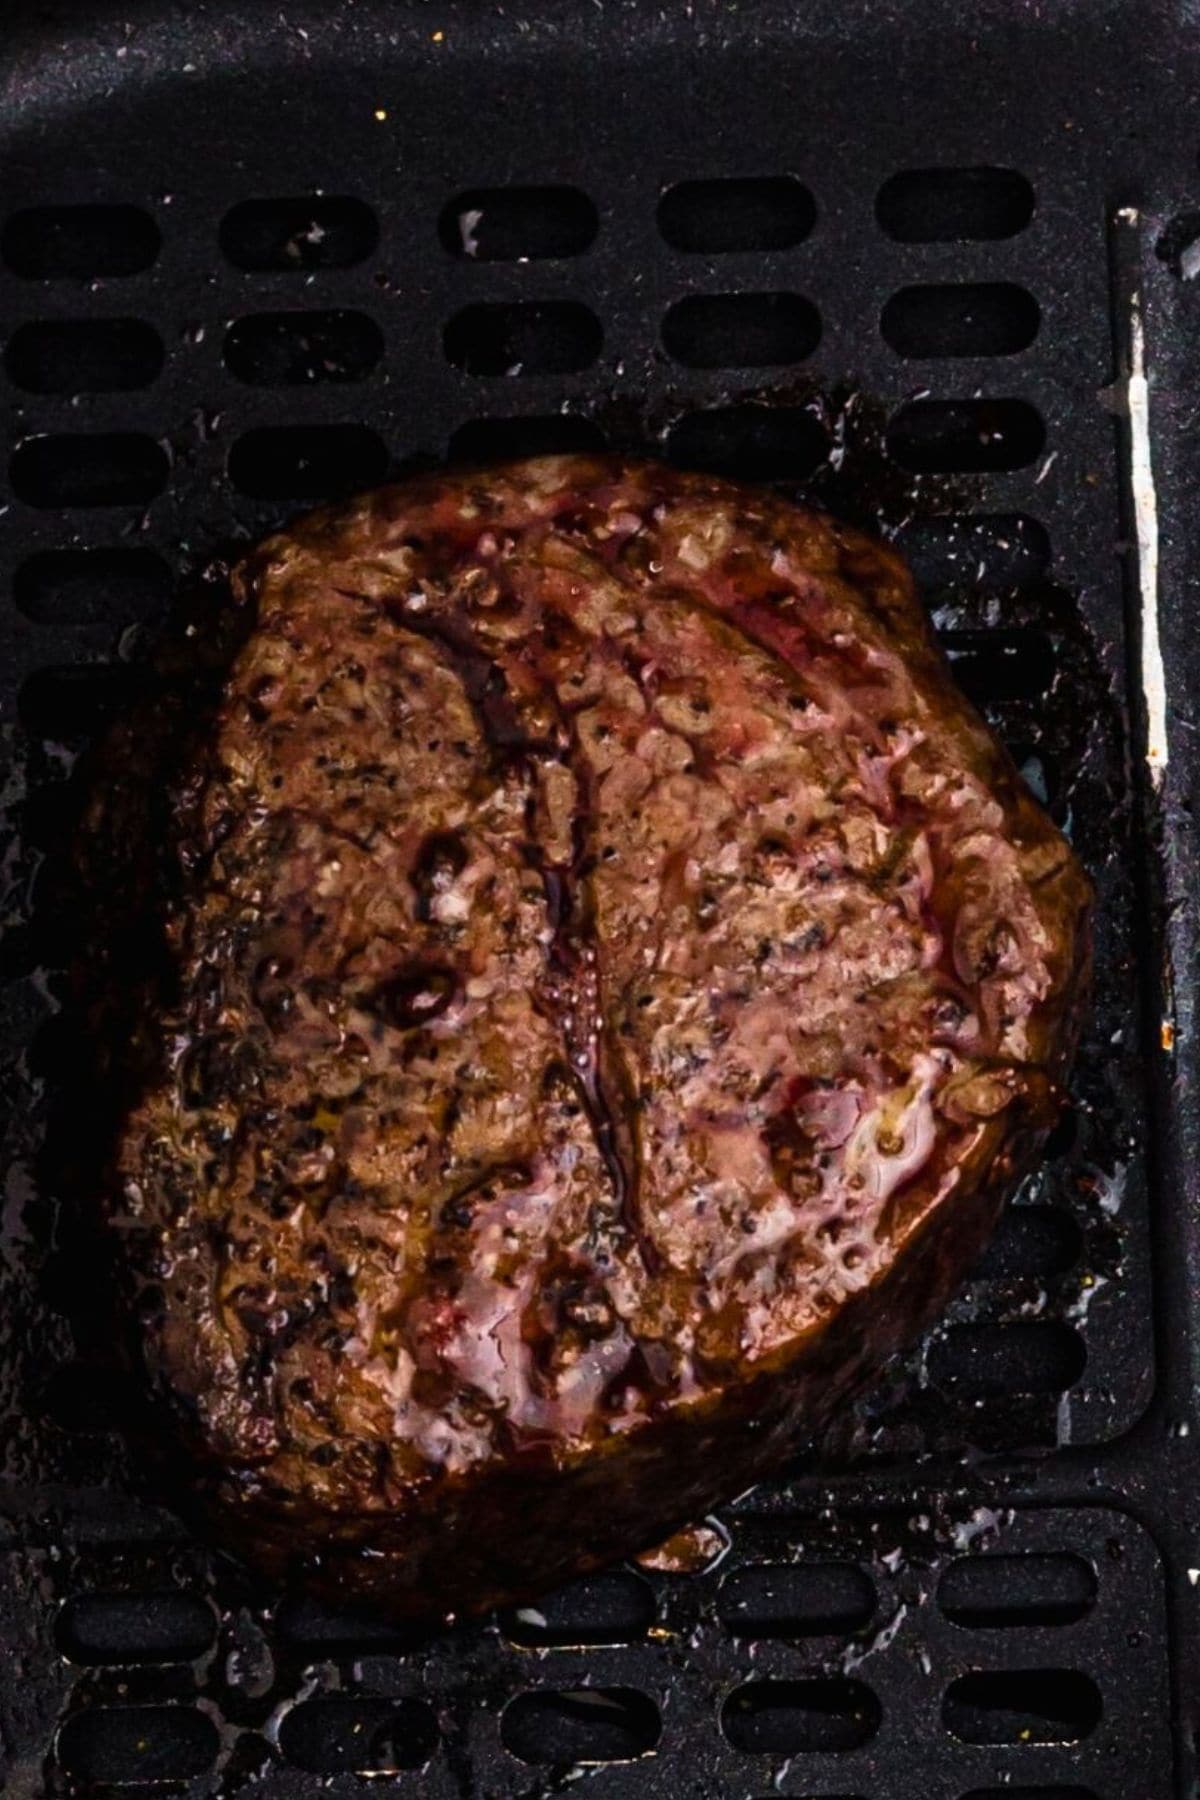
[458,208,483,258]
[1129,300,1167,788]
[1118,213,1168,790]
[842,1600,908,1671]
[1117,207,1176,1056]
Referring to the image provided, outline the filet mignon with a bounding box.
[109,456,1089,1619]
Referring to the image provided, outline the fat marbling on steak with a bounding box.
[112,456,1090,1617]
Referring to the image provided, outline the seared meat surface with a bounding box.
[111,457,1089,1617]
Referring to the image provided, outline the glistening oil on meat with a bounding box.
[99,456,1089,1620]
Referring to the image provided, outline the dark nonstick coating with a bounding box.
[0,2,1196,1793]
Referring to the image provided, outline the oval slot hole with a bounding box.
[943,1669,1101,1744]
[30,1011,105,1091]
[40,1355,151,1435]
[1009,745,1063,815]
[224,310,383,385]
[939,1553,1097,1629]
[444,301,601,376]
[278,1697,438,1774]
[961,1787,1102,1800]
[14,547,170,627]
[58,1592,216,1665]
[882,283,1039,358]
[973,1205,1081,1282]
[11,433,169,508]
[876,168,1035,242]
[938,627,1056,702]
[887,399,1045,473]
[439,186,598,260]
[657,177,815,252]
[5,318,164,394]
[57,1706,219,1783]
[502,1687,661,1765]
[20,666,143,745]
[227,424,388,499]
[898,513,1051,594]
[3,204,161,278]
[667,403,828,479]
[450,415,606,462]
[503,1571,655,1647]
[219,196,378,270]
[721,1678,880,1754]
[929,1322,1086,1399]
[718,1562,876,1639]
[40,1360,138,1432]
[662,292,819,367]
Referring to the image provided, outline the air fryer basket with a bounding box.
[1,2,1197,1794]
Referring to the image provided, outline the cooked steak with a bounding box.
[109,456,1089,1619]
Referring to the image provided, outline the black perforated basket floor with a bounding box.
[1,2,1199,1795]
